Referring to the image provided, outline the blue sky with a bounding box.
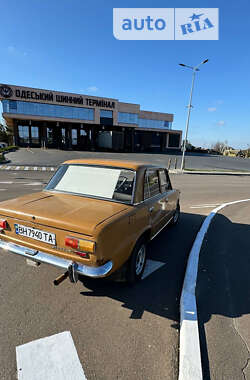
[0,0,249,148]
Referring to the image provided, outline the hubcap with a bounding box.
[135,245,146,275]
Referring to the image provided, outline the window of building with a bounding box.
[144,170,161,199]
[118,112,138,124]
[168,133,180,148]
[100,110,113,118]
[2,100,94,121]
[100,109,113,126]
[18,126,29,144]
[139,118,172,129]
[31,126,39,144]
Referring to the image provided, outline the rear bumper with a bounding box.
[0,239,113,278]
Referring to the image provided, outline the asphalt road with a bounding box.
[5,148,250,171]
[196,202,250,380]
[0,171,250,379]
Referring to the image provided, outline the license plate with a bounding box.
[14,224,56,245]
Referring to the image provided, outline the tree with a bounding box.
[211,141,228,153]
[0,119,13,144]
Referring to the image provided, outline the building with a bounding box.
[0,83,182,152]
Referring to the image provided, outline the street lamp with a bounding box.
[179,59,209,171]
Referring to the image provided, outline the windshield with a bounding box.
[45,164,136,204]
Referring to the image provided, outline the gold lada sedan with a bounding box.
[0,159,180,285]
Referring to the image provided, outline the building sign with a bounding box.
[0,84,116,109]
[0,85,13,99]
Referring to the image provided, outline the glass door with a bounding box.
[72,129,78,147]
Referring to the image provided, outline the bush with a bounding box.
[0,145,18,153]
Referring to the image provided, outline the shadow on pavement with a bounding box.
[79,211,205,325]
[196,213,250,380]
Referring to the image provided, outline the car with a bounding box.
[0,159,180,285]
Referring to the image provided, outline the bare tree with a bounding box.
[211,141,228,153]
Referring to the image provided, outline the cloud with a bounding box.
[217,120,225,126]
[7,45,27,57]
[86,86,99,92]
[208,107,216,112]
[7,46,16,54]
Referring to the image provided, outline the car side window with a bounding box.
[144,170,161,199]
[166,171,172,190]
[159,170,167,192]
[159,169,172,192]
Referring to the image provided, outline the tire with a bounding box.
[126,239,147,284]
[171,202,180,226]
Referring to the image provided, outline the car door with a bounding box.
[144,169,167,236]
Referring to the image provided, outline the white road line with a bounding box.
[142,259,165,279]
[190,204,221,209]
[0,189,7,191]
[15,166,20,170]
[25,182,43,186]
[42,167,46,171]
[0,181,13,184]
[16,331,86,380]
[179,198,250,380]
[33,167,38,171]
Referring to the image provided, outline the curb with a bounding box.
[178,198,250,380]
[183,170,250,175]
[169,170,250,175]
[0,165,56,171]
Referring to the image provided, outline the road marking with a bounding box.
[33,167,38,171]
[16,166,20,170]
[16,331,86,380]
[42,167,46,171]
[0,189,7,191]
[179,198,250,380]
[25,182,44,186]
[142,259,165,279]
[190,203,221,209]
[0,181,13,184]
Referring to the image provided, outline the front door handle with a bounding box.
[149,206,154,212]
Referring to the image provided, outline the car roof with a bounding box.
[62,158,162,171]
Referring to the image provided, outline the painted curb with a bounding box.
[178,198,250,380]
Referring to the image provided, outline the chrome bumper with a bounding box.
[0,239,113,278]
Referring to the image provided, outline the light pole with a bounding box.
[179,59,209,171]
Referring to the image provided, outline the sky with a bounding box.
[0,0,249,149]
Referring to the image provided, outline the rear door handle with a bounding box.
[149,206,154,212]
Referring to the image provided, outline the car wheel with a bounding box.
[126,239,147,284]
[171,202,180,226]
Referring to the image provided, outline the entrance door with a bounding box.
[71,128,78,148]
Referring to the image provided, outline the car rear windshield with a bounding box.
[45,164,136,204]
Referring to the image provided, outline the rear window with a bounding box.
[46,164,135,204]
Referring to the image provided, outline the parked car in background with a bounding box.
[0,159,180,285]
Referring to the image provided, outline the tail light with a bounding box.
[0,220,7,230]
[65,236,95,257]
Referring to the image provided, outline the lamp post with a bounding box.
[179,59,209,171]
